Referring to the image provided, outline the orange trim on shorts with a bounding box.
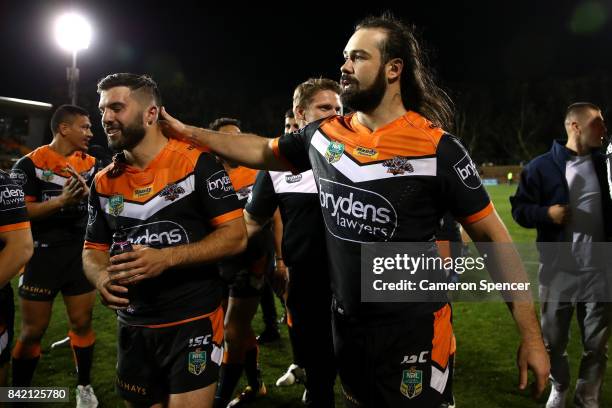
[458,202,494,225]
[12,340,41,359]
[431,304,456,370]
[210,209,243,226]
[0,221,30,233]
[68,330,96,348]
[139,306,223,329]
[210,307,225,346]
[83,241,111,251]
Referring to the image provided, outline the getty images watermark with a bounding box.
[361,242,612,303]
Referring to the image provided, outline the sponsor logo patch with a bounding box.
[400,367,423,399]
[0,184,25,210]
[159,183,185,201]
[188,335,212,348]
[325,141,345,164]
[133,186,153,198]
[383,156,414,175]
[401,351,429,364]
[285,173,303,184]
[108,194,124,216]
[453,154,481,189]
[125,221,188,246]
[206,170,234,199]
[318,178,397,243]
[354,146,378,158]
[188,349,207,376]
[9,169,27,187]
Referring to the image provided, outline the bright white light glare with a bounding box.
[54,12,91,52]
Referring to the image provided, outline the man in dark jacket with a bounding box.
[511,102,612,408]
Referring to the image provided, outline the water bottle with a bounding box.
[109,229,135,312]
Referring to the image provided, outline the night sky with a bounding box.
[1,0,612,141]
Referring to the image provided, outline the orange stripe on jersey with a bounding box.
[25,195,36,202]
[83,241,110,251]
[320,111,445,165]
[27,145,96,176]
[228,166,257,191]
[210,208,243,226]
[432,304,455,369]
[0,221,30,233]
[271,138,299,173]
[94,139,202,202]
[458,202,494,225]
[140,306,223,329]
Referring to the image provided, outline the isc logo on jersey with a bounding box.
[0,184,25,210]
[318,179,397,243]
[125,221,189,247]
[206,170,234,199]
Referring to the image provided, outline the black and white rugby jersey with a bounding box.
[272,111,492,320]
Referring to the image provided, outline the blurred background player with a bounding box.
[284,109,300,134]
[245,78,341,407]
[0,170,33,386]
[209,118,273,408]
[84,73,246,408]
[11,104,100,407]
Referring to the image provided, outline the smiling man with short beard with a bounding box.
[83,73,247,408]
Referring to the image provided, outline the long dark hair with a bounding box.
[356,13,454,130]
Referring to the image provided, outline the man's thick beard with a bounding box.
[108,122,146,152]
[340,67,387,113]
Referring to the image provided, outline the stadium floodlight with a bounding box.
[54,12,92,105]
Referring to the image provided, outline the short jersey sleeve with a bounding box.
[195,152,244,226]
[437,134,493,225]
[11,156,38,202]
[83,178,112,251]
[0,170,30,232]
[245,171,278,220]
[273,122,320,173]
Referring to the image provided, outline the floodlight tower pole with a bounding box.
[67,50,79,105]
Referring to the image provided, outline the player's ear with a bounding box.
[58,122,70,136]
[387,58,403,81]
[146,105,159,126]
[294,106,306,122]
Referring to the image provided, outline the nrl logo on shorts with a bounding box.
[108,194,124,216]
[325,141,345,164]
[188,349,207,376]
[42,169,54,182]
[383,156,414,175]
[400,367,423,399]
[159,183,185,202]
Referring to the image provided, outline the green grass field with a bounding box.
[12,184,612,407]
